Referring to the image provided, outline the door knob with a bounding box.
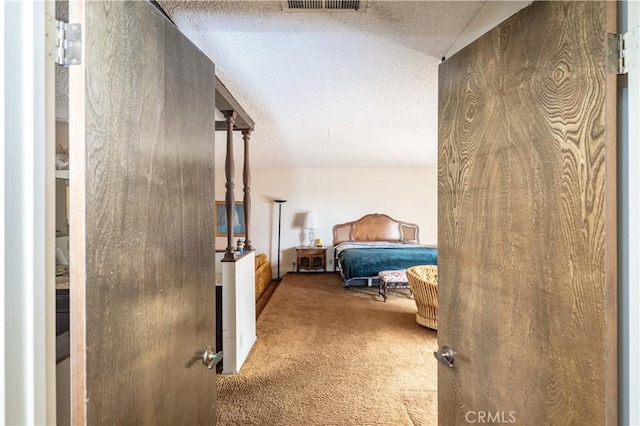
[434,345,455,368]
[201,346,223,369]
[188,346,222,369]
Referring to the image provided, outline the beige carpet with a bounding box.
[216,273,438,426]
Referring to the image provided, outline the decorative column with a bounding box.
[242,129,253,251]
[223,111,237,261]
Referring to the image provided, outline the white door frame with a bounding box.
[1,0,57,424]
[620,1,639,424]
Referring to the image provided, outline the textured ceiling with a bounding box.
[158,1,486,169]
[159,0,485,169]
[58,1,486,168]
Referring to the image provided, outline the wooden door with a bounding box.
[438,1,617,424]
[68,1,217,424]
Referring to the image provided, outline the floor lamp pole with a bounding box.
[274,200,287,282]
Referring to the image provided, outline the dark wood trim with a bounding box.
[215,121,240,132]
[215,77,254,130]
[56,331,70,363]
[242,129,253,251]
[604,3,618,423]
[256,280,278,319]
[220,248,255,263]
[223,110,237,261]
[149,1,176,26]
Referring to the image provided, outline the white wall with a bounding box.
[221,252,256,374]
[215,167,437,277]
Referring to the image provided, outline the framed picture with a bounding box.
[215,201,245,237]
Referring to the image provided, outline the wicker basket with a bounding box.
[406,265,438,330]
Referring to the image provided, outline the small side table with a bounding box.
[296,246,328,272]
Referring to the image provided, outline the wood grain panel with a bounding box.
[438,1,616,424]
[72,1,216,424]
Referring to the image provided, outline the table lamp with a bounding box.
[303,211,319,247]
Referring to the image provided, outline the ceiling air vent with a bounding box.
[283,0,366,12]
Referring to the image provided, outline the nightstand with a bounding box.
[296,246,328,272]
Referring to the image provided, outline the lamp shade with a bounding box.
[303,211,319,229]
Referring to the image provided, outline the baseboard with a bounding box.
[256,280,278,318]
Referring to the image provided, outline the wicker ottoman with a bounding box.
[378,270,411,302]
[406,265,438,329]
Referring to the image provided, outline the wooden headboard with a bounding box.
[332,213,420,246]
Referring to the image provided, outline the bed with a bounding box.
[333,213,437,287]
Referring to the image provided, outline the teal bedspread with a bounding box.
[337,246,437,281]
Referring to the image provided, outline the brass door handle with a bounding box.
[434,345,455,368]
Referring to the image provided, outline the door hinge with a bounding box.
[608,27,638,75]
[46,13,82,66]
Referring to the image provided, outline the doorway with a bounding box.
[52,1,71,424]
